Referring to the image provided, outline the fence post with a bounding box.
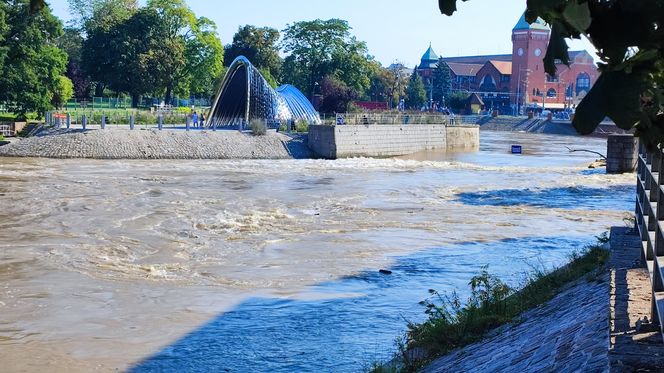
[82,115,87,130]
[130,115,135,130]
[101,115,106,129]
[158,114,163,130]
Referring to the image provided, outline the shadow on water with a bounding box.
[129,235,600,373]
[457,185,635,211]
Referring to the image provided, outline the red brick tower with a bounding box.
[511,13,550,109]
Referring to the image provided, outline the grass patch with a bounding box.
[374,242,610,372]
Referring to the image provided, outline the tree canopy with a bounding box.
[0,0,68,117]
[439,0,664,146]
[225,25,282,81]
[281,19,376,98]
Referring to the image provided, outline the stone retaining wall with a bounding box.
[308,124,479,159]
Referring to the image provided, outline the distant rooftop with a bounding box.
[442,54,512,64]
[445,62,483,77]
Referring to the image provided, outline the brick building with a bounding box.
[417,12,598,114]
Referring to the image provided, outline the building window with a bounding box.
[547,88,557,98]
[576,73,591,90]
[500,75,510,82]
[546,74,559,82]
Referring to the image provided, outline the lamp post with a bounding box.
[516,68,531,116]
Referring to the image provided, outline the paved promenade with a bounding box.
[0,128,311,159]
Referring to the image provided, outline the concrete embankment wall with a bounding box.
[308,124,479,159]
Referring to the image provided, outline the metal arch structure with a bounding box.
[206,56,321,128]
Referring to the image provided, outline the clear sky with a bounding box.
[46,0,596,68]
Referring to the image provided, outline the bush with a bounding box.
[250,119,267,135]
[294,120,309,133]
[0,134,5,142]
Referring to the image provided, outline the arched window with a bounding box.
[576,73,591,95]
[479,75,496,92]
[547,88,557,98]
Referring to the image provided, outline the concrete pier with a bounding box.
[607,134,638,174]
[307,124,479,159]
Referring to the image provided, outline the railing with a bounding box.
[320,113,477,126]
[635,143,664,337]
[0,123,13,136]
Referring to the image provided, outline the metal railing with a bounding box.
[635,143,664,338]
[320,113,476,126]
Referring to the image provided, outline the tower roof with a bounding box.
[420,44,439,68]
[513,12,550,31]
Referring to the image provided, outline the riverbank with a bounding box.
[374,227,664,373]
[0,128,312,159]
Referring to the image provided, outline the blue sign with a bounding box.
[511,145,523,154]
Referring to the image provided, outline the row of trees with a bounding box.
[63,0,223,107]
[0,0,457,117]
[223,19,455,113]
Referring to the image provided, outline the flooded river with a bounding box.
[0,132,634,372]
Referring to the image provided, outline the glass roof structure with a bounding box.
[207,56,321,128]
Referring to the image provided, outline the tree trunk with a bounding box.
[164,85,173,106]
[94,83,105,97]
[132,94,140,108]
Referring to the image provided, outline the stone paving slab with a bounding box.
[608,226,664,372]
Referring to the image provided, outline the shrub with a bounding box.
[294,120,309,133]
[0,134,5,142]
[250,119,267,135]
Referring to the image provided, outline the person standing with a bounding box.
[192,111,199,128]
[200,113,205,128]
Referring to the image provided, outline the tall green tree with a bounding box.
[57,27,90,98]
[146,0,224,103]
[406,68,427,109]
[281,19,374,98]
[225,25,282,80]
[78,0,138,96]
[0,0,67,118]
[432,59,452,106]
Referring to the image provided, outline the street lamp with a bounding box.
[516,68,531,116]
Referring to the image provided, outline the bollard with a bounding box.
[101,115,106,129]
[158,115,163,130]
[212,121,217,131]
[185,115,190,131]
[130,115,135,130]
[66,113,71,129]
[82,115,87,130]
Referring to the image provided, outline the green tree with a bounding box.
[78,0,138,96]
[433,59,452,106]
[320,75,359,114]
[386,63,411,107]
[146,0,224,103]
[439,0,664,146]
[448,92,470,112]
[52,76,74,109]
[225,25,282,80]
[281,19,374,98]
[0,0,67,118]
[406,68,427,109]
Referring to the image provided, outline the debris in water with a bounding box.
[379,269,393,275]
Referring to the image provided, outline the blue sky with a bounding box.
[47,0,596,68]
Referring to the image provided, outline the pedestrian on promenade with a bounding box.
[192,111,199,128]
[200,113,205,128]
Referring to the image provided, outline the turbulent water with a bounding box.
[0,132,634,372]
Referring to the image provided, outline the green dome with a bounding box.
[420,44,439,69]
[513,12,550,31]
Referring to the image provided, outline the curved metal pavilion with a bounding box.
[207,56,320,128]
